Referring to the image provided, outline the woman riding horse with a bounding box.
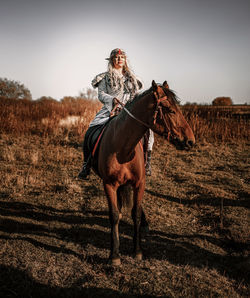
[78,48,154,179]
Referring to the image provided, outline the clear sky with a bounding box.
[1,0,250,104]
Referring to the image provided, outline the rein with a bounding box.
[111,98,151,129]
[123,106,151,129]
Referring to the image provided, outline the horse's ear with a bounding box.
[163,81,169,89]
[152,80,158,91]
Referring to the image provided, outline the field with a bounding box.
[0,98,249,297]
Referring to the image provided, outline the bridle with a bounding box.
[113,86,174,141]
[152,88,173,140]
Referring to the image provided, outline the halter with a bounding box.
[113,86,173,141]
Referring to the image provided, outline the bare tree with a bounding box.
[79,88,97,100]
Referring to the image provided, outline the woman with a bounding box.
[78,48,154,179]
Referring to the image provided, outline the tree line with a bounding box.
[0,77,237,106]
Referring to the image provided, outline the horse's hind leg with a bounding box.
[104,183,121,266]
[117,187,123,220]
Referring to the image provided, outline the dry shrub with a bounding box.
[182,105,249,142]
[0,97,101,139]
[212,96,233,106]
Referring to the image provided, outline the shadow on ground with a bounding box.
[0,265,154,298]
[0,199,249,289]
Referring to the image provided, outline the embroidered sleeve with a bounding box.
[97,77,114,112]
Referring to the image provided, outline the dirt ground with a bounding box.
[0,134,249,297]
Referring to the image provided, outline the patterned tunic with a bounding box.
[89,71,143,127]
[89,71,154,151]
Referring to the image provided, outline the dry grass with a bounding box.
[0,98,249,142]
[0,98,249,297]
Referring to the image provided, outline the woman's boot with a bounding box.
[78,156,91,180]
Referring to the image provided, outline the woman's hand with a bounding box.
[110,98,122,117]
[112,97,119,107]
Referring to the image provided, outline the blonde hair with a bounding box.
[107,56,140,97]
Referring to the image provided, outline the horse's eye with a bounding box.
[169,109,176,115]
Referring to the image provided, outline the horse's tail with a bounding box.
[117,184,133,211]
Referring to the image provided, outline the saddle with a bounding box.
[86,117,115,175]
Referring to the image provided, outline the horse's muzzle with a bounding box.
[172,137,195,151]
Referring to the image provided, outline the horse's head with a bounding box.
[150,80,195,150]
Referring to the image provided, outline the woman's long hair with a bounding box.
[107,57,141,97]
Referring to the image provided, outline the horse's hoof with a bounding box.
[141,225,150,240]
[109,258,121,266]
[135,253,143,261]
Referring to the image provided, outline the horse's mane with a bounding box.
[161,86,180,105]
[125,85,179,110]
[125,88,152,109]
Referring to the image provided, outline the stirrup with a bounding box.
[146,166,152,176]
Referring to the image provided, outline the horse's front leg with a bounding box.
[141,207,149,236]
[103,183,121,266]
[132,180,145,260]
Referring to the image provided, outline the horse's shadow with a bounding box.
[0,199,133,258]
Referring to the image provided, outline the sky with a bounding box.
[0,0,250,104]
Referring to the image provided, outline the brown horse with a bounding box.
[94,80,195,265]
